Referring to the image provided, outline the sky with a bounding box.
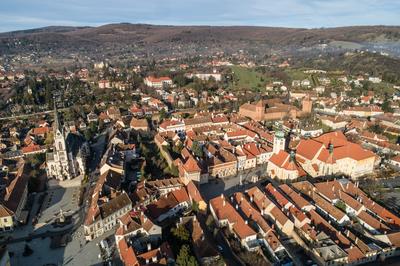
[1,0,400,33]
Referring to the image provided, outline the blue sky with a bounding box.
[1,0,400,32]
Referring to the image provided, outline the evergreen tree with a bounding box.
[176,245,198,266]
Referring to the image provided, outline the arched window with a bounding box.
[58,141,63,151]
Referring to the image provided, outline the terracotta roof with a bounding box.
[269,150,306,175]
[0,204,13,217]
[31,127,50,135]
[358,210,390,232]
[246,186,274,211]
[296,139,324,160]
[210,195,256,240]
[118,239,138,266]
[265,183,291,209]
[147,188,189,220]
[3,162,29,214]
[22,144,42,154]
[130,118,148,129]
[279,184,313,210]
[186,181,204,203]
[146,76,172,83]
[308,209,351,248]
[338,191,363,212]
[183,156,201,173]
[346,247,365,263]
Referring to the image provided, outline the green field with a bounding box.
[229,66,265,90]
[284,69,310,81]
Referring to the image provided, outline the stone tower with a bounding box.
[255,100,264,121]
[302,97,312,114]
[273,131,285,154]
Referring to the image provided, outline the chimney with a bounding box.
[147,243,151,251]
[250,196,254,202]
[223,200,226,207]
[245,220,248,225]
[235,204,238,210]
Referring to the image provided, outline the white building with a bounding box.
[46,108,88,180]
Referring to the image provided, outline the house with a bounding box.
[389,155,400,168]
[131,178,183,208]
[144,76,173,88]
[115,212,162,243]
[84,168,132,241]
[205,144,237,179]
[146,188,191,223]
[117,238,174,266]
[246,186,294,236]
[320,116,348,130]
[186,181,207,212]
[231,192,286,262]
[106,106,121,120]
[158,119,185,133]
[279,184,315,212]
[130,118,149,131]
[87,112,99,123]
[98,79,111,89]
[0,161,29,231]
[343,106,384,117]
[175,154,203,185]
[293,181,350,225]
[209,195,258,250]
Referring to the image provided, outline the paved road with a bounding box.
[0,107,70,121]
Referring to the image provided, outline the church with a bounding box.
[46,108,89,180]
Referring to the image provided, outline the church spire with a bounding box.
[54,101,61,132]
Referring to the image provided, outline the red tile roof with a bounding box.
[118,239,138,266]
[265,183,291,209]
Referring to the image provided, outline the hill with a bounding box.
[1,24,400,62]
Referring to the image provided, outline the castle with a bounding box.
[239,98,312,121]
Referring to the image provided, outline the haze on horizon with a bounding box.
[1,0,400,33]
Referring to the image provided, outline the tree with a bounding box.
[334,200,347,212]
[176,245,198,266]
[169,165,179,177]
[159,108,170,122]
[191,200,199,213]
[172,225,190,242]
[382,99,393,113]
[191,141,203,158]
[173,142,184,155]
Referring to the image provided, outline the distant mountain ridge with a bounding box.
[1,23,400,61]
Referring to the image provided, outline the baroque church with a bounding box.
[46,107,89,180]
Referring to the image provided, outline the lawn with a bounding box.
[229,66,265,91]
[284,68,310,81]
